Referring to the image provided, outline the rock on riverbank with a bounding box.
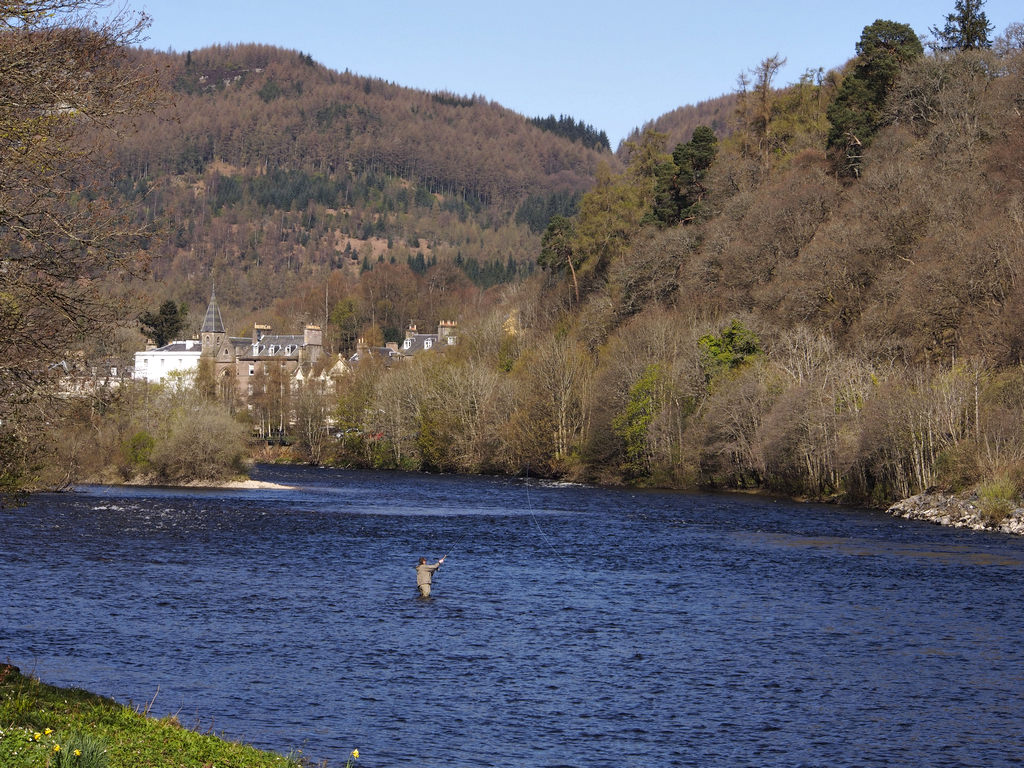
[887,492,1024,535]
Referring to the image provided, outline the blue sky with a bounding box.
[135,0,1022,148]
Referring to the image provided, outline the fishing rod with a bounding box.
[440,527,471,561]
[423,528,469,593]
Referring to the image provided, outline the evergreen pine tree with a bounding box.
[931,0,994,50]
[827,20,923,175]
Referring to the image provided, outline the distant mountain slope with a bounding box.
[130,44,613,206]
[618,93,738,155]
[110,44,619,321]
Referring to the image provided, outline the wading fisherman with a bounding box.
[415,556,445,598]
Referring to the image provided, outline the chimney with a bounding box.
[303,325,323,364]
[304,324,323,347]
[252,324,271,356]
[438,319,457,345]
[405,323,417,340]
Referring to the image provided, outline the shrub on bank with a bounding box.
[976,475,1019,527]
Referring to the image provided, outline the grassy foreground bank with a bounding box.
[0,665,313,768]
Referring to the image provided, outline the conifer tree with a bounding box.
[139,301,189,347]
[650,125,718,227]
[931,0,994,50]
[827,19,923,175]
[539,215,580,302]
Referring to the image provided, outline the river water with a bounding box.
[2,465,1023,767]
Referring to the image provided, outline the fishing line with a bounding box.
[428,470,584,578]
[524,468,584,576]
[428,488,478,586]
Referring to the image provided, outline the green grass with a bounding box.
[976,475,1019,527]
[0,665,313,768]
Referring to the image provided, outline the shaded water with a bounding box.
[2,465,1023,766]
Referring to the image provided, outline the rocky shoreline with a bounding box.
[119,475,297,491]
[886,492,1024,535]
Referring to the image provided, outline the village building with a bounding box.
[348,339,403,365]
[399,320,458,355]
[350,319,459,365]
[197,292,328,399]
[54,354,131,394]
[133,290,330,396]
[134,289,456,402]
[132,339,202,383]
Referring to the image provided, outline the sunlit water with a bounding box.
[3,465,1023,767]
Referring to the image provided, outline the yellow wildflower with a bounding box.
[53,744,61,752]
[33,733,41,741]
[44,729,53,735]
[352,749,359,760]
[74,749,82,757]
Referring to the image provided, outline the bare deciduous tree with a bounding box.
[294,379,332,465]
[1,1,161,491]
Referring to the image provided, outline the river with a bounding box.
[2,464,1023,767]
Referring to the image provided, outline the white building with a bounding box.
[133,339,202,383]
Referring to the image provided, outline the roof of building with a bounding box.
[233,334,307,359]
[145,339,203,354]
[349,346,402,365]
[201,289,225,334]
[400,333,441,355]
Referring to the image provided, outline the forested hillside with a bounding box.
[504,15,1024,507]
[618,92,738,158]
[108,44,615,341]
[268,12,1024,511]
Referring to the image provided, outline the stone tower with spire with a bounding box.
[200,287,227,355]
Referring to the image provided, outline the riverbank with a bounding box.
[887,492,1024,535]
[217,477,298,490]
[0,665,311,768]
[119,473,298,491]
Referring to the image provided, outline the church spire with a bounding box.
[200,287,227,356]
[201,286,225,335]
